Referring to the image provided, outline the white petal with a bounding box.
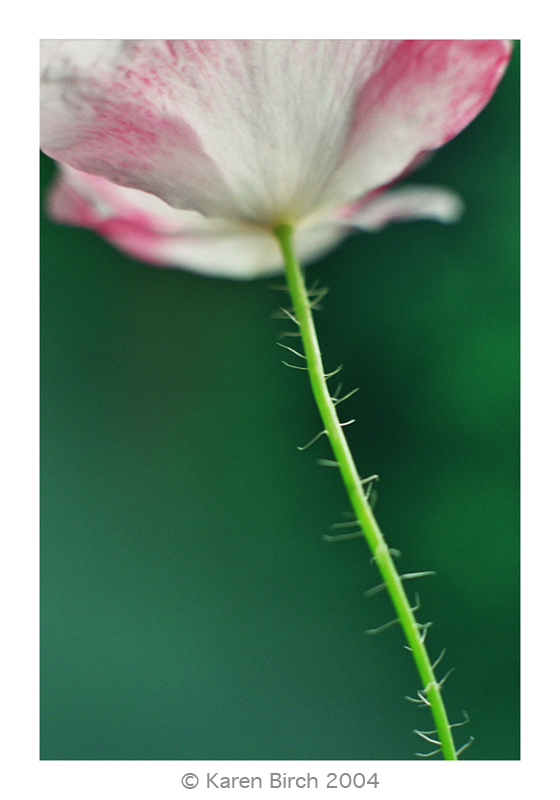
[338,185,465,231]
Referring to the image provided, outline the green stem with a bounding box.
[273,223,458,760]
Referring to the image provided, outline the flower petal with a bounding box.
[41,40,238,219]
[337,184,465,231]
[329,40,512,205]
[47,165,347,279]
[41,40,510,228]
[41,41,388,224]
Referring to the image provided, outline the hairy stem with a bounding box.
[273,223,458,760]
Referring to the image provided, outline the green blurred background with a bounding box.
[41,46,519,761]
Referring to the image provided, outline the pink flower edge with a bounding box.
[48,165,465,279]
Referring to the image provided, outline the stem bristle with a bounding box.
[272,223,459,759]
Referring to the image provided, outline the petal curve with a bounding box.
[47,165,347,279]
[329,40,512,205]
[337,185,465,231]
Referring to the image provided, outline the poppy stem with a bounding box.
[273,222,458,760]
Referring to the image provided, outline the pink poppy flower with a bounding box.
[41,40,511,279]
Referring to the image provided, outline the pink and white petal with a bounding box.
[49,164,208,234]
[41,40,238,219]
[40,41,408,224]
[328,40,512,206]
[47,166,346,279]
[336,185,465,232]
